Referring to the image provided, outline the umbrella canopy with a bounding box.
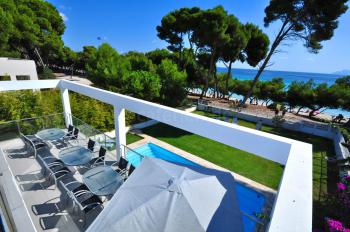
[87,157,243,232]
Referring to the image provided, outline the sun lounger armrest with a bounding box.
[65,181,81,187]
[74,190,92,198]
[81,202,103,211]
[50,169,70,177]
[111,161,119,167]
[47,162,65,168]
[92,157,105,166]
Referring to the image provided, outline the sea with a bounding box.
[216,67,350,117]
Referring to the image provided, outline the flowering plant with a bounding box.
[326,218,345,232]
[324,175,350,231]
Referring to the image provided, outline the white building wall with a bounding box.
[0,58,38,81]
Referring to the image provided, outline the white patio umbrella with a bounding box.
[87,157,243,232]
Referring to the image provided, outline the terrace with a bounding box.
[0,80,312,231]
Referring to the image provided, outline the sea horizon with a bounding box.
[216,67,350,117]
[217,67,343,86]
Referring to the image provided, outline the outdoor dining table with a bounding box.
[36,128,65,141]
[58,146,93,166]
[83,165,124,196]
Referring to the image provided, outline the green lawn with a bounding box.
[126,133,143,144]
[193,111,337,200]
[142,110,337,227]
[142,122,284,189]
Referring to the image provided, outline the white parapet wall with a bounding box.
[0,80,313,232]
[0,58,39,81]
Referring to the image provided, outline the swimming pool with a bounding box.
[126,143,266,232]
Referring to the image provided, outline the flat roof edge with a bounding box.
[0,148,37,232]
[268,142,313,231]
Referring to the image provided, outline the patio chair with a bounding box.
[38,156,71,189]
[39,155,65,169]
[20,133,47,158]
[126,164,135,178]
[25,134,46,146]
[60,181,91,205]
[62,127,79,143]
[112,157,128,175]
[89,147,107,167]
[87,139,96,152]
[60,181,103,228]
[66,124,74,137]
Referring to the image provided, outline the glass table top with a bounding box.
[58,146,93,166]
[36,128,65,141]
[83,166,124,196]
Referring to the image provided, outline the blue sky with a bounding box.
[49,0,350,74]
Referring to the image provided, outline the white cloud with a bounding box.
[59,12,68,22]
[306,57,315,62]
[59,5,72,10]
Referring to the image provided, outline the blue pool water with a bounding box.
[127,143,266,231]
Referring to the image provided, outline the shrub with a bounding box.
[123,71,161,101]
[38,67,55,79]
[156,59,187,107]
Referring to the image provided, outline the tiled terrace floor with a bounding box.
[0,132,116,231]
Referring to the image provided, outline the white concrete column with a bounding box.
[114,106,126,160]
[60,88,73,127]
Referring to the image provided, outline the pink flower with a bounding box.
[344,175,350,181]
[337,182,346,191]
[344,228,350,232]
[326,218,343,232]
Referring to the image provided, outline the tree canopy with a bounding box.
[0,0,66,64]
[123,71,161,101]
[242,0,348,104]
[156,59,187,106]
[85,43,130,89]
[157,6,269,99]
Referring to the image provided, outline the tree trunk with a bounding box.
[241,21,291,106]
[178,32,183,68]
[309,108,326,117]
[188,32,193,53]
[241,45,276,105]
[225,61,233,99]
[296,107,304,115]
[308,110,316,118]
[214,67,218,98]
[206,48,216,99]
[200,88,206,99]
